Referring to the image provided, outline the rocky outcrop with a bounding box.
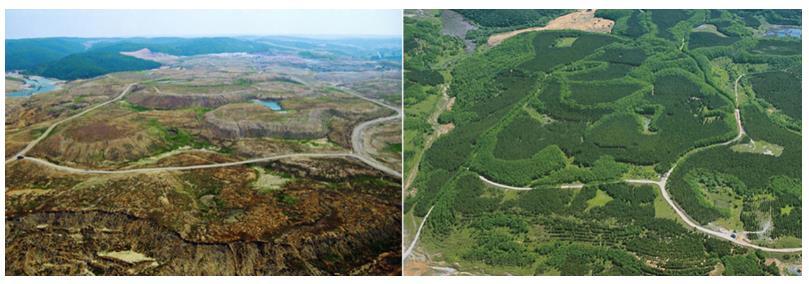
[204,108,330,140]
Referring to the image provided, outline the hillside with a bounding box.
[39,51,162,80]
[5,38,89,71]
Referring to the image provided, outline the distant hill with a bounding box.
[88,37,276,56]
[255,36,402,61]
[38,51,162,80]
[6,36,402,80]
[6,38,89,71]
[452,9,571,28]
[5,37,278,80]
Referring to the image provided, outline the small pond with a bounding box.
[253,99,284,111]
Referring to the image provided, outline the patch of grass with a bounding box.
[730,140,784,157]
[271,77,303,85]
[146,118,212,152]
[120,100,150,112]
[701,185,744,231]
[6,76,24,83]
[654,188,680,221]
[585,189,613,211]
[234,78,254,87]
[522,104,554,124]
[554,37,578,48]
[765,236,802,248]
[191,106,212,120]
[623,165,659,180]
[275,192,298,205]
[217,146,235,155]
[252,167,290,194]
[29,127,47,138]
[384,143,402,154]
[780,205,793,216]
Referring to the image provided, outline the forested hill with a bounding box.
[6,37,278,80]
[88,37,276,56]
[38,51,162,81]
[6,38,89,71]
[453,9,570,28]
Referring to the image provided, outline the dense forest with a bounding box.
[453,9,570,28]
[6,37,89,71]
[38,51,162,80]
[405,9,801,276]
[6,37,277,79]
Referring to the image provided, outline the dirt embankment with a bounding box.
[120,48,180,64]
[487,9,615,47]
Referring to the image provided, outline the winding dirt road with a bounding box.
[6,82,402,179]
[341,87,403,179]
[403,206,434,261]
[404,85,452,191]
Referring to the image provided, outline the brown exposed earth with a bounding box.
[487,9,615,46]
[364,120,403,172]
[120,48,180,64]
[5,77,24,93]
[5,153,401,275]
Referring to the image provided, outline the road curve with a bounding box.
[403,206,434,261]
[478,175,532,190]
[626,176,801,253]
[340,87,403,179]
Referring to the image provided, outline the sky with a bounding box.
[5,10,402,39]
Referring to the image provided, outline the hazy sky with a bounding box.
[6,10,402,39]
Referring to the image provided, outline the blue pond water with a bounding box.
[6,76,59,97]
[765,27,801,39]
[253,99,283,111]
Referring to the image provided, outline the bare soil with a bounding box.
[487,9,615,46]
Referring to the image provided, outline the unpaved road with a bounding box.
[478,175,532,190]
[341,87,403,179]
[404,85,452,191]
[7,82,402,179]
[403,206,434,261]
[487,9,614,47]
[24,153,352,174]
[626,169,801,253]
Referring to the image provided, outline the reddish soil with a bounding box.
[68,122,132,143]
